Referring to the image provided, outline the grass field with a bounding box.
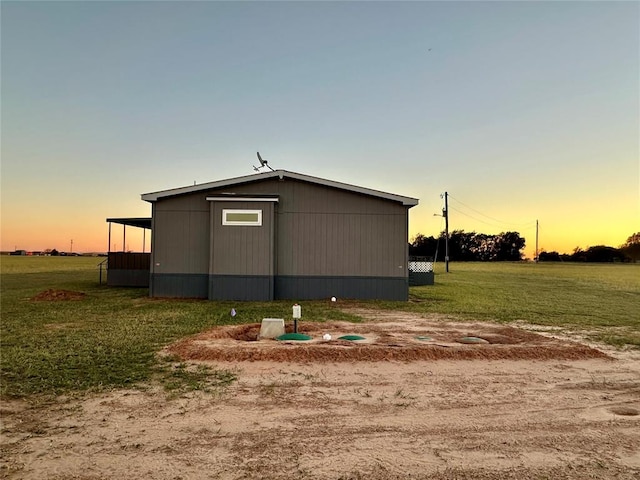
[1,256,638,398]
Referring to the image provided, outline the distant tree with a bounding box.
[409,234,438,258]
[620,232,640,262]
[50,249,59,256]
[538,251,562,262]
[584,246,628,263]
[570,247,587,262]
[472,233,499,261]
[447,230,477,261]
[493,231,526,261]
[626,232,640,244]
[429,230,526,261]
[568,245,628,263]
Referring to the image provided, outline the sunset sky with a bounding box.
[2,1,638,258]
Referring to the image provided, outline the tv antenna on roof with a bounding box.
[253,151,275,172]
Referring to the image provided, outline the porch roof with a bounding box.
[106,217,152,229]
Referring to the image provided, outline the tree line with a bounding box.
[410,230,526,261]
[538,232,640,263]
[410,231,640,263]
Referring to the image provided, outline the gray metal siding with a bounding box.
[211,178,408,277]
[209,275,272,301]
[275,276,408,301]
[107,270,150,288]
[152,210,209,274]
[210,201,273,276]
[151,273,209,298]
[221,178,403,214]
[149,176,411,300]
[277,211,406,277]
[408,272,435,286]
[208,200,275,300]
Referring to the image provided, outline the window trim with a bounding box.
[222,209,263,226]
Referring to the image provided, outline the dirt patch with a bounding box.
[610,406,640,416]
[165,312,610,363]
[2,309,639,480]
[31,289,86,301]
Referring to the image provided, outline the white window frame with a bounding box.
[222,209,263,226]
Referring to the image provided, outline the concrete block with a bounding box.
[259,318,285,339]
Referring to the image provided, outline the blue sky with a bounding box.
[1,1,638,256]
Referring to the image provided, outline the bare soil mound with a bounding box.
[31,288,86,301]
[166,312,609,363]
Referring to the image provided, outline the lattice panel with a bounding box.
[408,261,433,273]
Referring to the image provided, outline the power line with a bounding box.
[448,194,510,224]
[448,205,506,229]
[448,205,536,231]
[447,194,537,230]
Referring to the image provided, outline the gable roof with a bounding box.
[141,169,419,207]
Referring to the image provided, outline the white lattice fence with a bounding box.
[408,256,434,286]
[408,257,434,273]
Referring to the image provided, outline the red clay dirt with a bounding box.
[31,289,86,301]
[165,309,610,363]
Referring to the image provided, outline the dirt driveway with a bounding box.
[2,309,639,479]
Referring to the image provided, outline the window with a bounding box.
[222,209,262,226]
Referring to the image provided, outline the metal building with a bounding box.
[141,170,419,301]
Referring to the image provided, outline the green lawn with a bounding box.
[407,262,640,326]
[1,256,638,398]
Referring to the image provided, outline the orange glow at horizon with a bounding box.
[3,208,635,258]
[408,204,636,260]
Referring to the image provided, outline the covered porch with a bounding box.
[105,218,152,287]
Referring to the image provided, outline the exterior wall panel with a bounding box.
[108,270,150,288]
[208,200,275,300]
[188,211,210,273]
[107,252,150,287]
[275,276,408,301]
[152,210,188,273]
[152,274,208,298]
[152,210,208,274]
[209,275,272,301]
[210,201,273,276]
[148,174,413,300]
[274,210,406,277]
[201,178,409,278]
[155,194,209,213]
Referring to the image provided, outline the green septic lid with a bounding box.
[458,336,489,344]
[415,336,433,341]
[337,335,366,341]
[276,333,312,341]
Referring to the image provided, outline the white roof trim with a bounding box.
[206,196,279,202]
[142,169,419,206]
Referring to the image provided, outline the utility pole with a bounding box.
[535,219,539,263]
[443,192,449,273]
[70,239,73,253]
